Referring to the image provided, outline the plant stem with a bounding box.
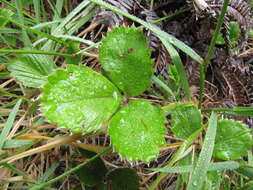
[0,49,73,57]
[29,146,111,190]
[198,0,230,107]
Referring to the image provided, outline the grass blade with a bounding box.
[202,107,253,117]
[149,161,239,173]
[14,0,32,48]
[152,76,177,101]
[187,112,218,190]
[148,127,203,190]
[160,38,191,100]
[199,0,230,106]
[1,163,31,178]
[0,99,22,150]
[0,49,73,57]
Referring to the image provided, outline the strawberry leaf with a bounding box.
[99,27,153,97]
[109,100,166,162]
[41,65,122,133]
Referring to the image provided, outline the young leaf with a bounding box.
[41,65,122,133]
[213,119,252,160]
[105,168,140,190]
[8,54,56,88]
[108,100,166,162]
[168,103,202,139]
[99,26,153,97]
[228,21,241,47]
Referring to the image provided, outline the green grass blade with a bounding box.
[202,107,253,117]
[149,161,239,173]
[187,112,218,190]
[160,38,191,100]
[0,99,22,150]
[33,0,41,25]
[148,127,203,190]
[1,163,31,178]
[3,139,33,149]
[0,49,73,57]
[152,76,177,101]
[52,1,91,35]
[14,0,32,48]
[38,162,60,183]
[199,0,230,106]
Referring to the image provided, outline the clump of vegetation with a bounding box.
[0,0,252,190]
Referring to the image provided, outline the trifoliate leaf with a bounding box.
[108,100,166,162]
[169,103,202,139]
[105,168,140,190]
[213,119,252,160]
[8,54,56,88]
[99,26,153,97]
[41,65,122,133]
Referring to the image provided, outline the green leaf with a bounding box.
[168,103,202,139]
[109,100,166,162]
[149,161,239,173]
[75,149,108,187]
[105,168,140,190]
[7,54,56,88]
[213,119,252,160]
[41,65,122,133]
[228,21,241,47]
[99,26,153,97]
[187,112,218,190]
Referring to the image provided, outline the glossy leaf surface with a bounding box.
[41,65,122,133]
[109,100,166,162]
[99,26,153,97]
